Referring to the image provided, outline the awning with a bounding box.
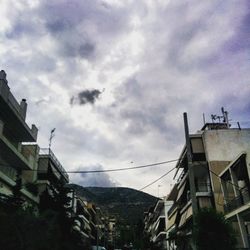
[179,205,192,227]
[167,184,178,201]
[176,181,187,201]
[166,210,178,231]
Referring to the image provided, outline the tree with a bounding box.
[193,208,237,250]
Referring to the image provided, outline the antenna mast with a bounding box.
[211,107,230,128]
[221,107,229,128]
[49,128,56,149]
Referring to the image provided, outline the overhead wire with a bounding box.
[65,159,178,174]
[123,166,177,202]
[139,167,176,192]
[197,161,246,208]
[198,161,242,190]
[11,158,179,173]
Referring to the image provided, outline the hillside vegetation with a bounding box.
[69,185,158,224]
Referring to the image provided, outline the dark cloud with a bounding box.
[71,89,102,105]
[77,164,117,187]
[79,43,95,58]
[60,40,96,59]
[46,19,71,33]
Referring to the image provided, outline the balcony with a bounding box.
[179,201,192,228]
[0,134,35,170]
[78,214,90,225]
[224,189,250,214]
[39,148,69,182]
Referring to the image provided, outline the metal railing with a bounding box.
[224,189,250,213]
[39,148,69,181]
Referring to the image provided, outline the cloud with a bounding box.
[1,0,250,196]
[75,164,118,187]
[71,89,102,105]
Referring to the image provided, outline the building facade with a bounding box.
[166,118,250,249]
[0,70,39,207]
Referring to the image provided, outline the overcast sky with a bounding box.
[1,0,250,197]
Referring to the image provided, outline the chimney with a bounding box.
[20,98,27,119]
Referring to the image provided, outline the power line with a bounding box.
[123,166,177,202]
[139,166,176,191]
[17,158,178,174]
[198,162,241,190]
[66,159,178,174]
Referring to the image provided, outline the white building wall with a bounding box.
[203,129,250,164]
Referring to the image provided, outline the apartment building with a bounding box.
[144,199,173,249]
[88,202,98,243]
[210,129,250,249]
[70,194,92,240]
[166,112,250,249]
[0,70,39,206]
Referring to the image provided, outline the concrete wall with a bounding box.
[203,129,250,163]
[203,129,250,212]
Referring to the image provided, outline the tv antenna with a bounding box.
[211,107,230,128]
[49,128,56,149]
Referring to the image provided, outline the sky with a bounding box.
[0,0,250,197]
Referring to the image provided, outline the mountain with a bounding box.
[69,184,158,224]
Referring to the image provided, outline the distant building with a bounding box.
[70,194,92,240]
[107,216,116,246]
[69,192,108,247]
[166,113,250,249]
[0,70,39,206]
[144,198,173,249]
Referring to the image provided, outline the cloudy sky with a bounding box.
[1,0,250,196]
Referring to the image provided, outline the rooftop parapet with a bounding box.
[0,70,38,142]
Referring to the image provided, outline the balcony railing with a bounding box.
[224,189,250,213]
[40,148,69,182]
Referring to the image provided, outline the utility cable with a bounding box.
[66,159,178,174]
[121,166,177,202]
[198,162,242,190]
[13,158,179,173]
[139,166,176,191]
